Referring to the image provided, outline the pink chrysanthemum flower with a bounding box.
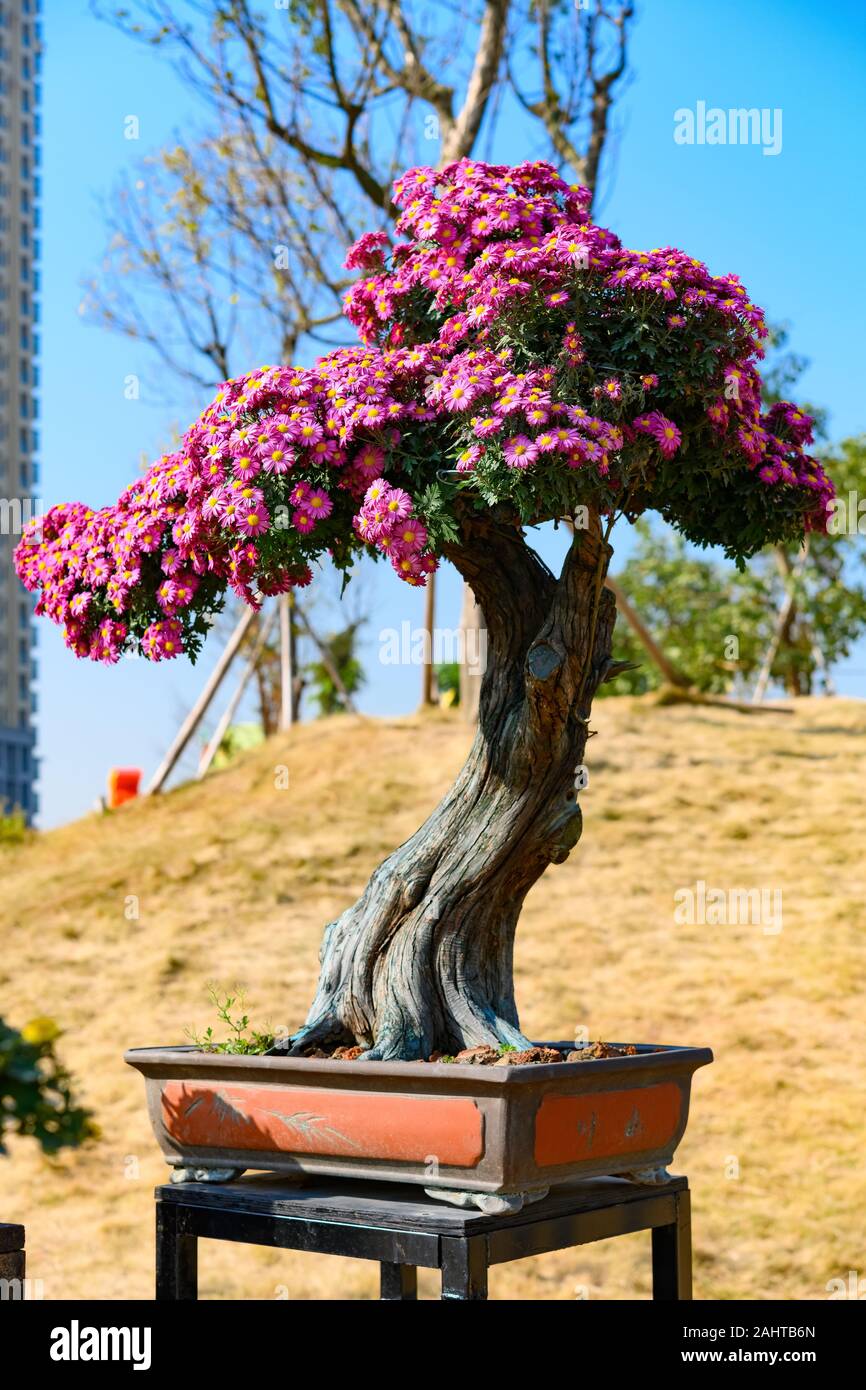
[445,381,476,411]
[355,444,386,475]
[232,453,261,482]
[216,495,242,525]
[392,551,427,581]
[91,618,127,665]
[364,478,389,505]
[238,505,270,536]
[70,591,92,617]
[456,444,482,472]
[262,445,293,474]
[503,435,537,468]
[383,487,412,522]
[295,419,324,447]
[633,411,682,459]
[553,427,580,450]
[142,618,184,662]
[306,489,333,521]
[156,578,180,613]
[392,519,427,553]
[172,573,199,608]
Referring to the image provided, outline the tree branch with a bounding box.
[441,0,510,163]
[443,514,555,671]
[524,512,615,736]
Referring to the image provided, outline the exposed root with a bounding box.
[270,1014,354,1057]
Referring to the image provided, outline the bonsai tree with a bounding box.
[17,161,832,1061]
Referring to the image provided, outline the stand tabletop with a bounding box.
[156,1171,688,1235]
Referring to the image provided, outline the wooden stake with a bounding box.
[604,576,691,689]
[145,606,256,795]
[293,603,358,714]
[197,608,278,779]
[279,593,294,730]
[421,571,437,707]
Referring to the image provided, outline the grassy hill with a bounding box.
[2,696,865,1301]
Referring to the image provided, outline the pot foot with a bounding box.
[169,1165,247,1184]
[425,1186,549,1215]
[618,1165,673,1185]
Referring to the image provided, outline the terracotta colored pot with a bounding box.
[126,1042,712,1197]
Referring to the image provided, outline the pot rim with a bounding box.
[124,1040,714,1085]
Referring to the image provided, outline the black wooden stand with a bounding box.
[155,1172,692,1301]
[0,1222,25,1292]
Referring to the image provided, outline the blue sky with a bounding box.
[33,0,866,825]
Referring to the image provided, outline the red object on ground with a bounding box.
[108,768,142,808]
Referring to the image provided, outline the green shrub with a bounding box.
[0,811,29,847]
[0,1017,95,1155]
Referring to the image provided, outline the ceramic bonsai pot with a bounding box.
[125,1042,712,1198]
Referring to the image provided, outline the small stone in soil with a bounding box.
[494,1046,564,1066]
[302,1040,644,1064]
[453,1045,500,1065]
[566,1041,639,1061]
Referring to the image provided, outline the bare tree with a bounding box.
[507,0,634,208]
[91,0,635,709]
[84,128,353,393]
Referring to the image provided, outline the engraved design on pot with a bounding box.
[162,1080,486,1166]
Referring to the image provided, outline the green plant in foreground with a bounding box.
[0,1016,95,1155]
[187,987,275,1054]
[0,811,30,846]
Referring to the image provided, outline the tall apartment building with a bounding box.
[0,0,41,822]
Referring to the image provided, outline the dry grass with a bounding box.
[2,696,865,1301]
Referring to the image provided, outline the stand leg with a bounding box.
[380,1262,418,1300]
[156,1203,198,1300]
[441,1236,488,1300]
[652,1190,692,1300]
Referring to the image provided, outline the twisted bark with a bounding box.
[278,514,616,1061]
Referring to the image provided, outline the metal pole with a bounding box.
[145,606,256,795]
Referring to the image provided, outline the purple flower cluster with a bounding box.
[15,158,833,663]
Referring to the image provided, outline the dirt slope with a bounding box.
[1,697,864,1300]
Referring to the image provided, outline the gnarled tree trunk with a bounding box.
[281,513,616,1061]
